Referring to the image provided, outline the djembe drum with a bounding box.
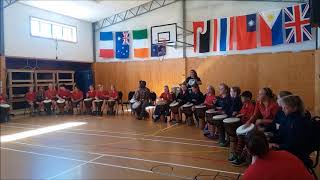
[169,101,180,115]
[223,118,241,153]
[84,98,93,114]
[205,109,222,125]
[194,104,206,129]
[57,99,66,114]
[94,99,104,116]
[212,114,228,143]
[107,99,116,115]
[43,100,52,115]
[0,104,10,123]
[236,124,256,142]
[181,103,194,126]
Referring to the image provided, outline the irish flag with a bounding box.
[99,32,114,58]
[133,29,149,58]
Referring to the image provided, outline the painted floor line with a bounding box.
[7,141,242,175]
[46,155,105,180]
[2,125,223,148]
[5,122,214,143]
[1,147,190,180]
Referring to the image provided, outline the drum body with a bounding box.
[194,105,206,119]
[57,99,66,113]
[84,98,93,109]
[236,124,255,140]
[0,104,10,122]
[223,118,241,138]
[43,100,52,114]
[181,103,193,117]
[169,101,180,114]
[107,100,116,107]
[132,101,141,110]
[107,100,116,115]
[182,103,194,126]
[94,100,103,110]
[206,109,222,125]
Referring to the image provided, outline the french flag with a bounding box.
[259,9,283,47]
[99,32,114,58]
[212,17,235,51]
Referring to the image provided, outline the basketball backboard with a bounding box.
[151,23,177,45]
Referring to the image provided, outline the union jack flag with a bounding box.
[284,3,312,44]
[122,32,129,45]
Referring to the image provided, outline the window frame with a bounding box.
[29,16,78,43]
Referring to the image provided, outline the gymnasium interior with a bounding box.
[0,0,320,179]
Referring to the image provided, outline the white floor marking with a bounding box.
[46,155,104,180]
[5,141,242,175]
[1,147,191,180]
[2,125,224,148]
[5,122,214,143]
[1,122,86,142]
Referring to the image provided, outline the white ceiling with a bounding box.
[19,0,150,22]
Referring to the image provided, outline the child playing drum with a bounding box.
[230,91,255,166]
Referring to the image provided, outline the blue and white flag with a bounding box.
[151,44,166,57]
[115,31,130,59]
[212,17,235,52]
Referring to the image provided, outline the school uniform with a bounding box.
[153,92,173,121]
[109,90,118,100]
[87,90,96,99]
[228,96,242,117]
[176,91,190,105]
[233,101,255,162]
[252,101,279,125]
[243,151,314,180]
[203,94,216,109]
[215,95,232,144]
[271,111,313,167]
[58,89,71,99]
[45,89,57,100]
[26,92,36,103]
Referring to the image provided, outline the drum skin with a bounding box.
[205,110,222,125]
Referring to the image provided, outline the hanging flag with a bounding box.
[133,29,149,58]
[284,3,312,44]
[193,20,210,53]
[236,14,257,50]
[99,32,114,58]
[151,44,166,57]
[259,9,283,47]
[115,31,130,59]
[212,17,235,52]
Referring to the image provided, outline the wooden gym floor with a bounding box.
[0,112,319,180]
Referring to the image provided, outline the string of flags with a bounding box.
[99,3,312,60]
[193,3,312,53]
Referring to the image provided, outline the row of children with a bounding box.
[24,83,118,115]
[151,82,315,174]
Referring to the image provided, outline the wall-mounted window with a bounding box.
[30,17,77,43]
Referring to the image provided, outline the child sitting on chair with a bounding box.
[153,85,173,122]
[25,86,36,115]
